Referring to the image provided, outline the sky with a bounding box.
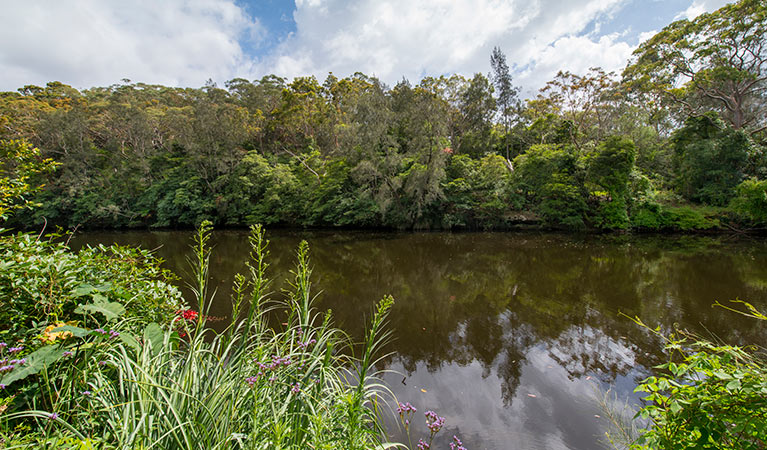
[0,0,730,96]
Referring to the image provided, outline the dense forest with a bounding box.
[2,0,766,231]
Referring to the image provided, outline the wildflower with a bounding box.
[40,323,72,343]
[0,365,14,373]
[81,390,92,396]
[397,401,416,415]
[48,413,59,420]
[98,361,107,366]
[450,436,467,450]
[245,376,258,387]
[8,347,23,354]
[94,328,106,335]
[291,382,301,394]
[0,384,6,390]
[425,410,445,434]
[177,309,199,321]
[417,438,430,450]
[109,330,120,339]
[63,351,74,357]
[0,342,7,350]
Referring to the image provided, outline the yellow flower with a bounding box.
[39,322,73,343]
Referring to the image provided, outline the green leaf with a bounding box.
[75,301,126,321]
[143,323,164,356]
[119,333,140,352]
[670,400,683,414]
[72,283,96,297]
[726,379,741,391]
[0,345,63,386]
[52,325,90,338]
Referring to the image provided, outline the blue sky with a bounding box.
[0,0,730,95]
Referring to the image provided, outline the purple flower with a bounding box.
[425,410,445,434]
[397,401,417,415]
[291,382,301,394]
[109,330,120,339]
[0,342,6,350]
[0,365,14,373]
[63,351,74,357]
[0,384,6,390]
[450,436,467,450]
[94,329,106,335]
[245,376,258,387]
[81,390,92,396]
[417,439,430,450]
[8,347,23,354]
[98,361,107,366]
[48,413,59,420]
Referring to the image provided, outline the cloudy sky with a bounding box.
[0,0,729,96]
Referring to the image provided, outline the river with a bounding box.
[70,230,767,450]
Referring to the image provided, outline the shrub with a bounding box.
[631,303,767,449]
[0,231,184,349]
[731,178,767,225]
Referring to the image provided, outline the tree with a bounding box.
[672,113,751,206]
[624,0,767,134]
[0,139,58,220]
[490,47,520,161]
[537,68,621,149]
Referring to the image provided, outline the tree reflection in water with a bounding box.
[71,230,767,450]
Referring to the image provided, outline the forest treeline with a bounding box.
[2,0,766,231]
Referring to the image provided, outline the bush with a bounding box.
[631,303,767,449]
[0,231,184,349]
[731,178,767,225]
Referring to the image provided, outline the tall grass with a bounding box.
[1,224,400,449]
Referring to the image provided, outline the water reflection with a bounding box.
[70,231,767,450]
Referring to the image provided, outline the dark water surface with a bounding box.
[70,230,767,450]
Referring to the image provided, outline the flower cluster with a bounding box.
[296,338,317,349]
[291,382,301,393]
[177,309,199,321]
[247,354,295,386]
[417,438,430,450]
[39,322,73,343]
[0,358,27,373]
[0,344,27,374]
[449,435,467,450]
[425,410,445,435]
[397,401,417,428]
[93,329,119,339]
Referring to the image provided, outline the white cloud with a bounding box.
[0,0,263,91]
[256,0,634,95]
[0,0,733,96]
[677,0,730,20]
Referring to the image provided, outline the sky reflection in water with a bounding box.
[71,230,767,450]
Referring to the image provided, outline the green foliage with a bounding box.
[0,140,57,220]
[623,0,767,132]
[631,302,767,449]
[731,178,767,225]
[587,136,637,229]
[513,144,588,228]
[672,114,750,206]
[0,224,398,450]
[0,231,184,349]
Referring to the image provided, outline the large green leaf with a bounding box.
[0,345,63,386]
[75,301,126,321]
